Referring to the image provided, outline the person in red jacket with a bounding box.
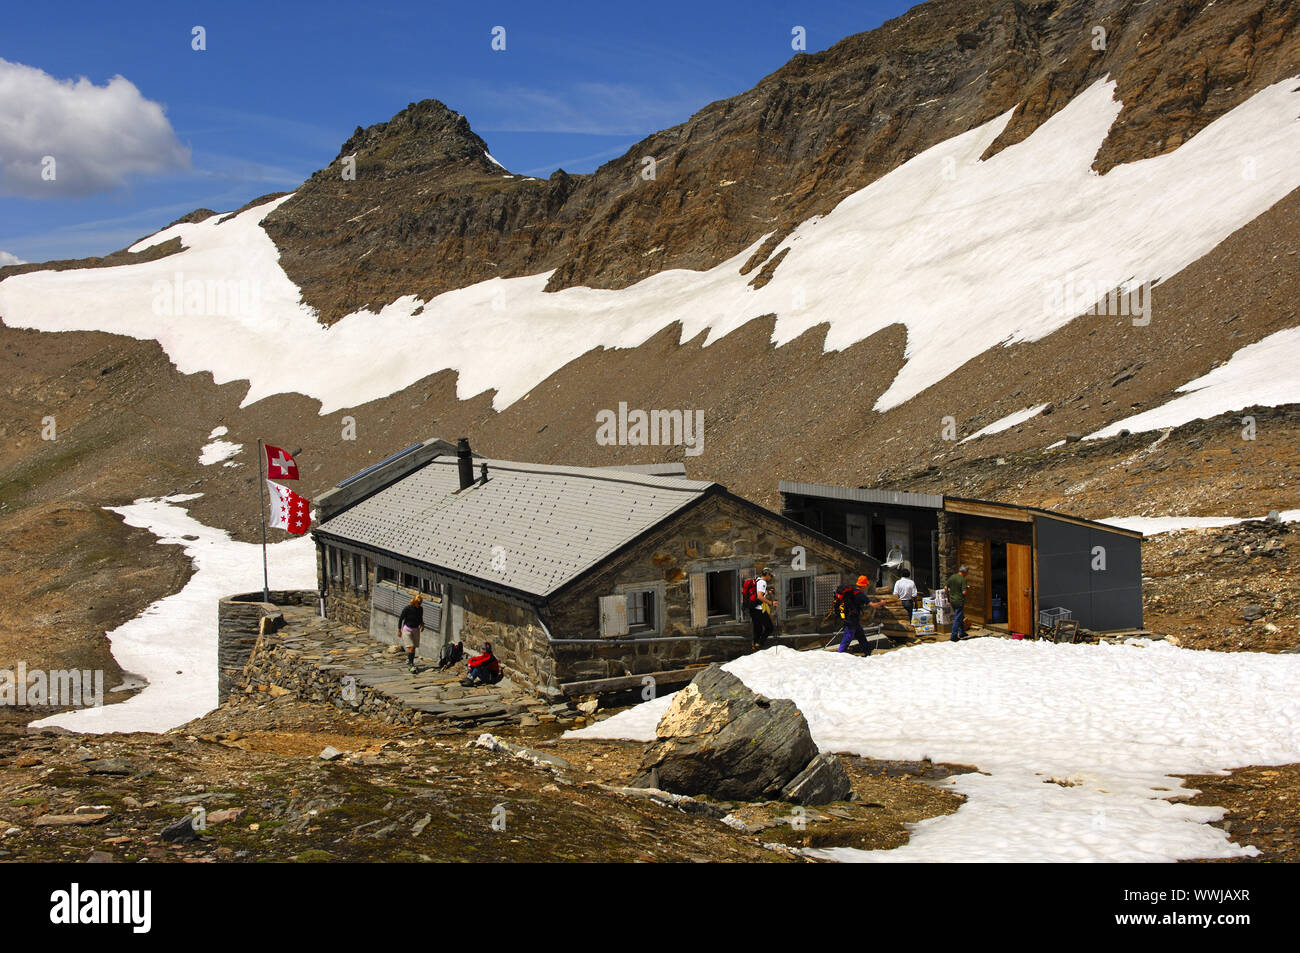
[462,641,502,686]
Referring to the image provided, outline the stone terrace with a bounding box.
[238,605,590,731]
[233,597,1010,732]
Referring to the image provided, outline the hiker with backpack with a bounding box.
[743,569,778,649]
[835,575,885,656]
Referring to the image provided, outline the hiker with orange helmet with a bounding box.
[836,574,885,656]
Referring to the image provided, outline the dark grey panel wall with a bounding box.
[1036,517,1143,631]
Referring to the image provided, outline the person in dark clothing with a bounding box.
[838,575,885,655]
[437,641,464,671]
[947,566,970,641]
[463,641,502,686]
[397,595,424,673]
[746,569,777,649]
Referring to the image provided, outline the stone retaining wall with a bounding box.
[236,630,425,726]
[217,590,316,703]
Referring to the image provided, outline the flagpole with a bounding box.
[258,437,269,603]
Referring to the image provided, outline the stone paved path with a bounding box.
[264,605,582,730]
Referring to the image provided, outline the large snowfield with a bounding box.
[1,78,1299,433]
[569,642,1300,862]
[30,495,316,734]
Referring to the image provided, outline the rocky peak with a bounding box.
[330,98,500,177]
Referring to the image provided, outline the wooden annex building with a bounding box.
[778,481,1144,636]
[310,438,879,697]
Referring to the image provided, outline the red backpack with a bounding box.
[832,585,862,620]
[741,577,760,606]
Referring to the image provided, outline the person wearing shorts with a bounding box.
[397,594,424,672]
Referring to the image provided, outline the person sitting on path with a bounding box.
[463,641,502,686]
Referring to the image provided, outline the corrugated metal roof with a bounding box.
[597,462,689,477]
[318,457,715,599]
[778,480,944,510]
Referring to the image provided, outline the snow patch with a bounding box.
[1088,326,1300,439]
[568,641,1300,861]
[30,494,317,734]
[199,437,242,465]
[960,403,1049,443]
[1100,510,1300,534]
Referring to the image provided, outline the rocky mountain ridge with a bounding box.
[260,0,1300,324]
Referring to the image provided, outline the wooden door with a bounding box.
[957,538,989,624]
[1007,542,1033,635]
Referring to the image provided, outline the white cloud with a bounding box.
[0,58,191,198]
[0,250,25,266]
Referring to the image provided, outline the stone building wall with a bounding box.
[937,511,959,583]
[542,494,866,686]
[217,589,315,702]
[457,591,555,696]
[319,545,370,631]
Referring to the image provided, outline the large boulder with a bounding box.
[630,666,849,805]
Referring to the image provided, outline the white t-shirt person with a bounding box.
[893,576,918,602]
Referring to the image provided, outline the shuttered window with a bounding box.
[813,573,840,617]
[689,573,708,629]
[599,595,629,637]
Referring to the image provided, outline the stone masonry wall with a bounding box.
[237,630,426,726]
[458,591,556,696]
[217,590,315,702]
[543,494,866,686]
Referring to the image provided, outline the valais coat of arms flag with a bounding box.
[264,444,299,480]
[267,481,312,535]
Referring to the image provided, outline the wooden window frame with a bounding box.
[614,581,666,636]
[778,570,816,618]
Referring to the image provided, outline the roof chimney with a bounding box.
[457,437,473,490]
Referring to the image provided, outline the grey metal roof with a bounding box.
[318,456,715,599]
[597,462,689,478]
[778,480,944,510]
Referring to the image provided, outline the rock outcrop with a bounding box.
[631,666,851,805]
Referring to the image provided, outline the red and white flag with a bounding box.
[264,444,299,480]
[267,481,312,535]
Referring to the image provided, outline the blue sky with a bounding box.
[0,0,914,263]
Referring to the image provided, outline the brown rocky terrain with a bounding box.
[1183,762,1300,862]
[0,695,964,863]
[1141,516,1297,653]
[260,0,1300,325]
